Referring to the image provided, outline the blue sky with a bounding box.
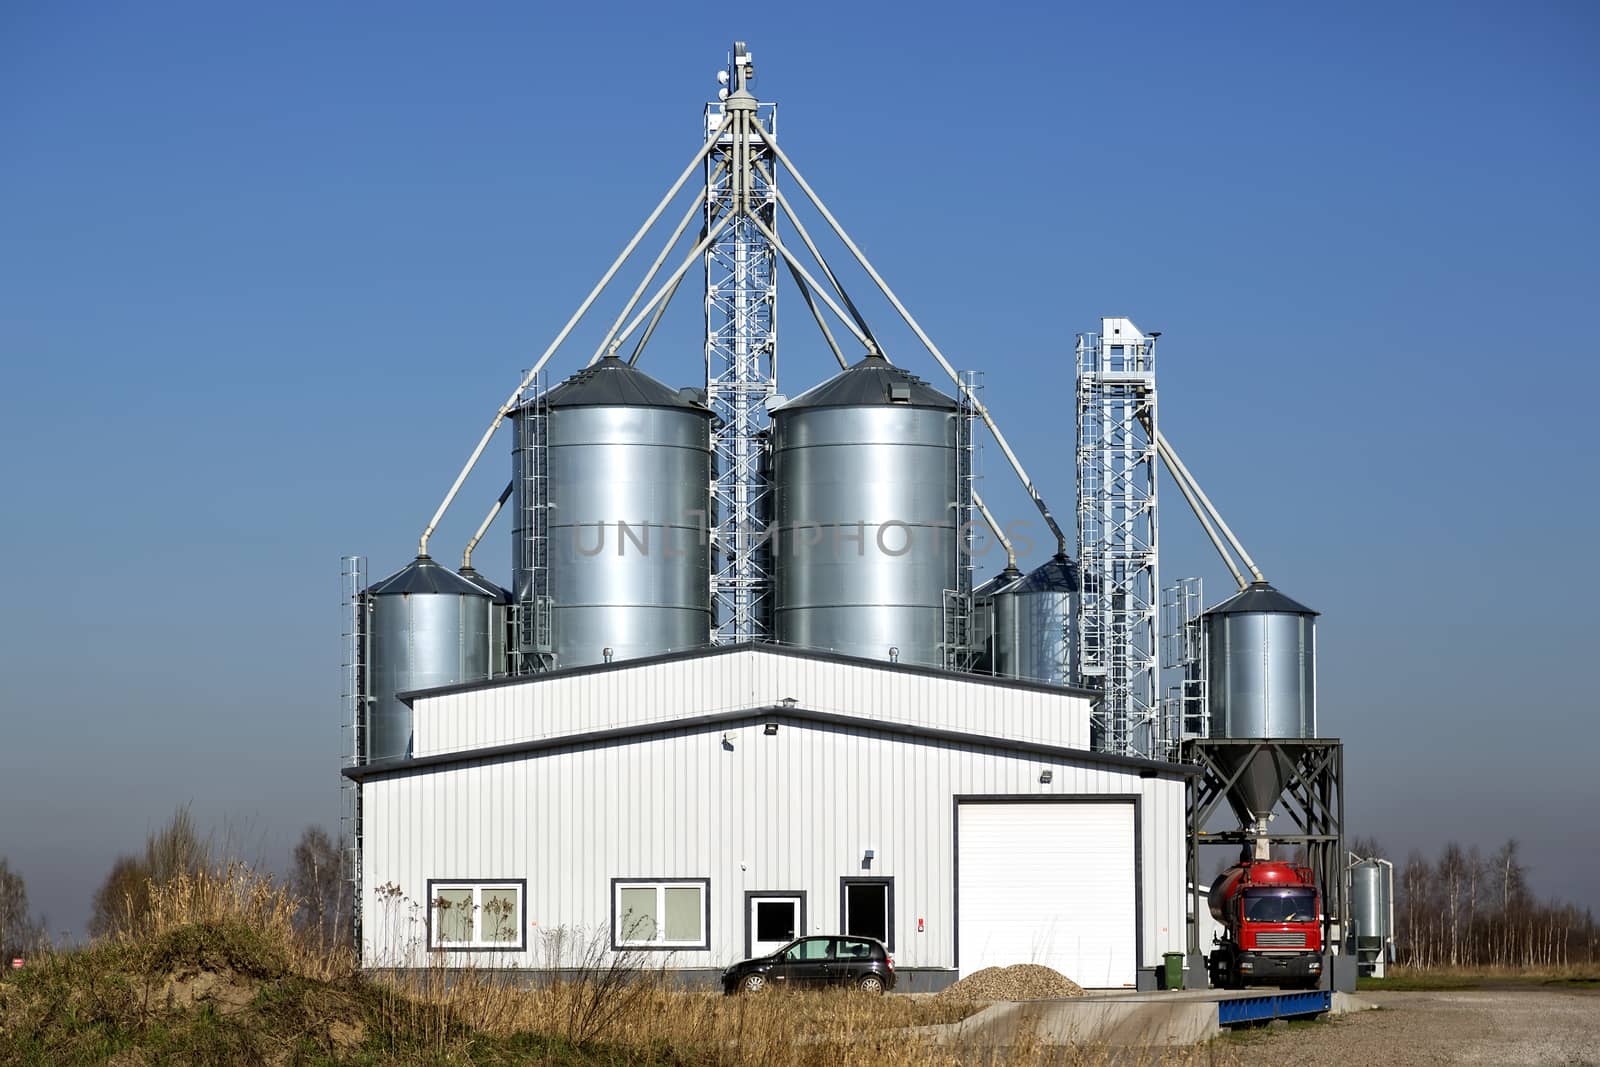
[1,2,1596,938]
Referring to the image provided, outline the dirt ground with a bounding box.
[1237,987,1600,1065]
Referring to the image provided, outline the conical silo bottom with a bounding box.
[1207,741,1316,827]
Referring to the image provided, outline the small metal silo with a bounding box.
[513,356,712,669]
[1204,581,1318,739]
[970,567,1021,674]
[364,555,497,761]
[1348,857,1395,975]
[992,554,1080,686]
[457,566,512,678]
[770,354,960,667]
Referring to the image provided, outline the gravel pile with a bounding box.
[935,964,1087,1003]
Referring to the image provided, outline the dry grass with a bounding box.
[125,861,355,982]
[1360,962,1600,992]
[2,862,1242,1065]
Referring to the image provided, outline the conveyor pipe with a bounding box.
[1155,431,1266,587]
[461,481,513,572]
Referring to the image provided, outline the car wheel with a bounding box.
[857,974,885,994]
[740,973,768,994]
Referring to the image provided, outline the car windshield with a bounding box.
[1244,890,1316,923]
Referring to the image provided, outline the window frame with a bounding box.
[424,878,528,952]
[839,876,895,952]
[610,877,711,951]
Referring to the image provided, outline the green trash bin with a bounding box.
[1162,952,1186,990]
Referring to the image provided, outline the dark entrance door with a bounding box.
[841,878,893,949]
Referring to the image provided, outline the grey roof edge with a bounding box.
[342,704,1197,783]
[367,556,497,598]
[773,354,957,412]
[525,356,710,412]
[396,641,1104,706]
[1005,554,1080,594]
[1204,582,1319,617]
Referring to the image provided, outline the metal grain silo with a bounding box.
[970,566,1021,674]
[365,555,496,761]
[771,354,959,667]
[1348,857,1395,975]
[513,356,712,669]
[457,566,512,678]
[1205,581,1318,738]
[993,554,1080,686]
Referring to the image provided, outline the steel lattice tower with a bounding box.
[705,46,779,644]
[1076,318,1160,757]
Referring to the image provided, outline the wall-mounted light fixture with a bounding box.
[763,722,779,736]
[1039,769,1053,784]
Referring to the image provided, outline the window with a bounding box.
[426,880,526,951]
[841,878,894,951]
[612,878,710,950]
[783,937,833,961]
[837,937,877,960]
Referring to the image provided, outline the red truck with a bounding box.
[1207,859,1324,989]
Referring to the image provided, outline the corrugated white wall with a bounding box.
[361,718,1186,982]
[410,649,1090,757]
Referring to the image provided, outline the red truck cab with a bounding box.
[1208,860,1324,989]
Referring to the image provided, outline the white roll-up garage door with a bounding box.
[957,800,1137,988]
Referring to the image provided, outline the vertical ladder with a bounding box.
[338,554,367,951]
[514,377,556,672]
[1162,576,1208,743]
[943,371,979,672]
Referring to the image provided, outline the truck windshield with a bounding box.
[1243,890,1316,923]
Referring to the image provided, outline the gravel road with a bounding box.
[1240,987,1600,1065]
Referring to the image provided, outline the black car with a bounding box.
[721,935,896,994]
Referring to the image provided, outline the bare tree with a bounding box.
[1465,845,1484,961]
[1439,843,1467,966]
[1399,849,1433,967]
[0,858,43,959]
[290,826,350,948]
[87,805,213,939]
[1389,837,1596,971]
[143,804,210,885]
[88,855,150,939]
[1348,835,1385,860]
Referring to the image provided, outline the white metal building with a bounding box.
[346,644,1192,990]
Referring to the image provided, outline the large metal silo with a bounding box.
[513,356,712,669]
[1205,581,1318,739]
[365,555,497,761]
[993,554,1080,686]
[771,354,960,667]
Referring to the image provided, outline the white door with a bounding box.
[957,801,1137,988]
[748,895,802,958]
